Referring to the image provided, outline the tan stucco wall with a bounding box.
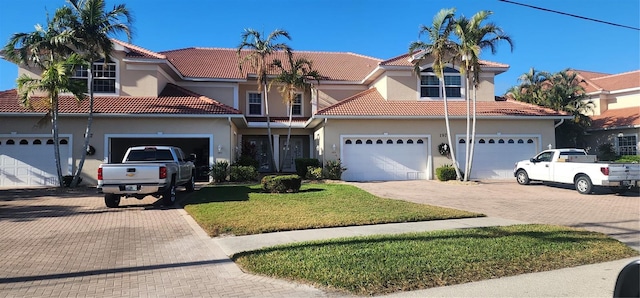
[317,117,556,178]
[1,115,231,186]
[120,64,159,97]
[385,72,419,100]
[183,85,236,108]
[475,76,496,101]
[316,86,367,110]
[586,91,640,116]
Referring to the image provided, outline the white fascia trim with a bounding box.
[608,87,640,94]
[246,122,307,129]
[89,113,244,119]
[314,115,574,120]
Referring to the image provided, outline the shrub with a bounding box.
[236,141,260,168]
[211,161,229,183]
[597,143,618,161]
[261,175,302,193]
[324,159,346,180]
[616,155,640,163]
[306,166,323,180]
[436,164,457,181]
[295,158,320,178]
[230,165,258,182]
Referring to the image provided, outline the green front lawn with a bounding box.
[182,183,482,236]
[234,224,638,296]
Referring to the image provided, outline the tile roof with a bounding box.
[589,106,640,130]
[316,88,569,117]
[160,47,381,81]
[0,84,241,115]
[112,39,166,59]
[380,52,509,68]
[574,70,640,93]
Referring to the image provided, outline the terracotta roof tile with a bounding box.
[316,88,569,117]
[380,52,509,68]
[589,106,640,130]
[574,69,640,93]
[0,84,240,115]
[112,39,166,59]
[160,48,380,81]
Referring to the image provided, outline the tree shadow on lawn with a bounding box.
[182,184,325,205]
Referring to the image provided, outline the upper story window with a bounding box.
[420,67,462,99]
[72,59,118,94]
[247,92,263,116]
[617,134,637,155]
[290,93,302,116]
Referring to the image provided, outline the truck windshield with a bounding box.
[127,150,173,161]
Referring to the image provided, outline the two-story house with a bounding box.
[575,70,640,156]
[0,40,571,187]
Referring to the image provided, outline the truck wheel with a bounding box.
[105,194,120,208]
[516,170,530,185]
[185,175,195,192]
[575,175,593,194]
[162,181,176,206]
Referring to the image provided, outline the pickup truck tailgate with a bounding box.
[100,164,162,184]
[607,164,640,181]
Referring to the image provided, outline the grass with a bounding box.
[233,224,639,296]
[182,183,482,236]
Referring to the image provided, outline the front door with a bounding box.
[244,136,273,172]
[280,137,305,172]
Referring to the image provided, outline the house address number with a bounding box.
[439,133,447,138]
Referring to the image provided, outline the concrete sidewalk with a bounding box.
[211,216,636,297]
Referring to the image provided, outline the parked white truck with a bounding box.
[514,148,640,194]
[98,146,196,207]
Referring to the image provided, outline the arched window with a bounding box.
[488,139,495,144]
[345,139,352,144]
[60,139,68,145]
[508,139,514,144]
[459,139,465,143]
[407,139,414,144]
[355,140,362,144]
[417,139,424,144]
[46,139,54,144]
[517,139,524,144]
[498,139,505,144]
[397,139,403,144]
[527,139,534,144]
[7,139,15,145]
[376,139,383,144]
[366,140,373,144]
[20,139,28,145]
[479,139,486,144]
[386,139,393,144]
[33,139,42,145]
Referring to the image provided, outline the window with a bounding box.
[247,92,262,115]
[290,93,302,116]
[72,60,117,94]
[617,135,637,155]
[420,67,462,99]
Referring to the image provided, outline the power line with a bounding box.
[498,0,640,31]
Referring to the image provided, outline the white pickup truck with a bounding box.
[98,146,196,207]
[514,148,640,194]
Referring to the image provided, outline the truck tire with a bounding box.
[162,180,176,206]
[185,174,195,192]
[105,194,120,208]
[575,175,593,194]
[516,170,530,185]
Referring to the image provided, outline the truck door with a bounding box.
[527,151,553,181]
[175,148,189,181]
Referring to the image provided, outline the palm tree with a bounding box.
[270,55,322,172]
[54,0,133,187]
[3,17,85,187]
[454,11,513,181]
[238,28,292,172]
[507,68,551,106]
[409,8,463,180]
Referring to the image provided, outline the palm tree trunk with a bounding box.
[282,102,294,172]
[52,100,64,187]
[71,71,93,187]
[263,82,277,172]
[468,79,478,180]
[464,73,471,181]
[441,70,462,180]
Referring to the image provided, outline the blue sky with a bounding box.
[1,0,638,95]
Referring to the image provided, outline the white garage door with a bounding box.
[0,136,71,187]
[456,136,538,179]
[341,135,430,181]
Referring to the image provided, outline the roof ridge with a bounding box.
[574,72,604,91]
[591,69,640,80]
[316,88,379,114]
[112,39,166,59]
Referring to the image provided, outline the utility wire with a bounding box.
[498,0,640,31]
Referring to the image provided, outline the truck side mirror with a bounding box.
[187,153,196,162]
[529,158,537,163]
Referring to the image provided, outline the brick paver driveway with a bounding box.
[351,180,640,251]
[0,187,326,297]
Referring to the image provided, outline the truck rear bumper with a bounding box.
[601,180,638,187]
[99,183,168,195]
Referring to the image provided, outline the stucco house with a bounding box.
[0,40,571,187]
[576,70,640,156]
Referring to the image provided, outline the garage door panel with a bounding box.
[342,136,429,182]
[457,137,538,179]
[0,137,70,187]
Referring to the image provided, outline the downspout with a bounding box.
[554,118,565,128]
